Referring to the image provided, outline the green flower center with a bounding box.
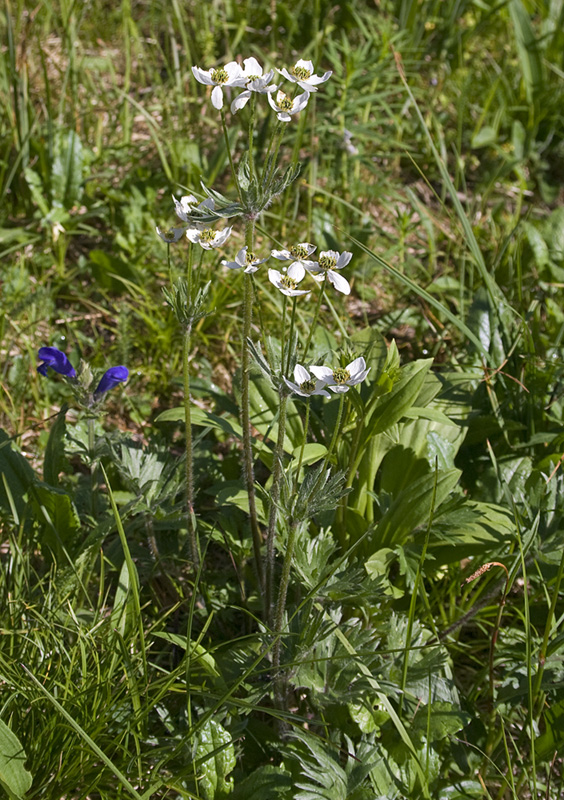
[278,94,293,112]
[319,254,337,270]
[333,368,350,385]
[246,74,260,82]
[280,275,297,290]
[300,378,316,393]
[245,251,256,264]
[200,229,216,244]
[291,66,312,80]
[211,67,229,85]
[290,244,308,259]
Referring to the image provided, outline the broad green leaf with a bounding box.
[0,429,35,520]
[195,719,235,800]
[31,484,81,559]
[156,405,243,438]
[509,0,544,104]
[367,359,432,437]
[152,632,226,687]
[230,765,292,800]
[43,407,68,486]
[374,468,461,547]
[51,129,84,209]
[0,718,32,798]
[291,443,327,466]
[411,701,469,743]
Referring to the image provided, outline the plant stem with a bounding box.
[293,399,310,494]
[303,279,325,360]
[266,389,288,625]
[272,517,300,708]
[323,392,346,469]
[220,106,241,202]
[242,221,265,596]
[183,321,199,570]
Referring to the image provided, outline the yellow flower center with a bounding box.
[290,244,308,259]
[280,275,297,290]
[211,67,229,85]
[200,229,216,244]
[246,74,260,82]
[291,65,312,80]
[333,368,350,385]
[319,254,337,270]
[278,94,293,112]
[300,378,316,393]
[245,250,256,264]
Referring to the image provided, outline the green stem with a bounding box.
[533,543,564,716]
[293,399,310,494]
[220,106,241,202]
[248,92,256,180]
[183,322,199,569]
[242,221,265,596]
[303,279,326,360]
[323,392,346,469]
[272,517,300,708]
[266,389,288,625]
[88,416,97,517]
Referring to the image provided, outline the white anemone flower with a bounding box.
[156,226,184,243]
[309,250,352,295]
[222,247,269,273]
[268,89,310,122]
[277,59,332,92]
[186,225,232,250]
[231,57,278,113]
[284,364,330,398]
[173,195,215,224]
[268,268,310,297]
[271,242,316,282]
[310,357,370,394]
[192,61,246,110]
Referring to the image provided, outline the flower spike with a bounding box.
[94,366,129,396]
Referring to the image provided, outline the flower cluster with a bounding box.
[269,243,353,296]
[37,347,128,399]
[192,56,332,119]
[285,358,370,397]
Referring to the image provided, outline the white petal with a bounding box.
[313,381,331,397]
[222,260,240,270]
[236,247,248,265]
[277,67,295,82]
[156,226,184,243]
[294,364,310,384]
[310,366,334,382]
[298,81,318,93]
[284,377,301,394]
[199,197,215,211]
[347,357,367,378]
[287,261,305,281]
[271,249,291,260]
[336,251,353,268]
[299,242,317,256]
[293,92,311,113]
[192,66,214,85]
[296,59,314,72]
[224,61,244,84]
[186,228,201,243]
[268,268,283,285]
[327,270,350,295]
[243,57,263,76]
[329,384,350,393]
[211,85,224,109]
[213,226,232,246]
[307,71,332,85]
[231,91,251,113]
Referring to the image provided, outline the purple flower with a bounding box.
[37,347,77,379]
[94,366,129,396]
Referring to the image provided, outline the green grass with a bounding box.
[1,0,564,798]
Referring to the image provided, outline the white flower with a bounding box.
[267,89,310,122]
[268,268,310,297]
[277,59,332,92]
[310,357,370,393]
[222,246,269,273]
[186,225,232,250]
[309,249,352,295]
[173,195,214,224]
[284,364,330,398]
[156,226,184,243]
[231,57,278,113]
[192,61,246,110]
[271,242,316,281]
[343,129,358,156]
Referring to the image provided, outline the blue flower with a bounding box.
[94,366,129,396]
[37,347,77,379]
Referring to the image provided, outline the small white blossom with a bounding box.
[284,364,330,398]
[268,89,310,122]
[271,242,316,281]
[310,357,370,393]
[231,57,278,113]
[173,195,214,224]
[268,268,310,297]
[277,59,332,92]
[222,246,269,273]
[156,226,184,243]
[309,250,352,295]
[192,61,246,110]
[186,225,232,250]
[343,129,359,155]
